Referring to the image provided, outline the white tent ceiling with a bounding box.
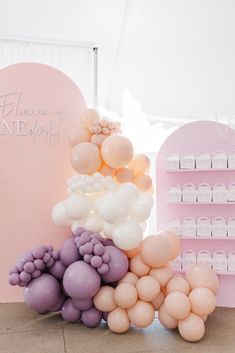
[1,0,235,120]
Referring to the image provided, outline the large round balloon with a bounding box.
[63,261,101,300]
[101,135,134,168]
[101,246,128,283]
[71,142,102,174]
[60,238,81,267]
[185,265,219,294]
[24,274,61,313]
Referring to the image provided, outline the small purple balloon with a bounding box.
[94,243,105,256]
[72,226,85,237]
[101,246,128,283]
[51,250,60,260]
[24,274,61,313]
[32,247,45,259]
[80,232,91,245]
[72,298,93,311]
[34,259,45,271]
[84,254,93,264]
[49,260,66,280]
[60,238,81,266]
[97,263,109,275]
[61,298,81,322]
[20,271,31,283]
[9,273,20,286]
[46,258,55,268]
[32,270,41,278]
[63,261,101,300]
[19,251,34,263]
[24,262,35,274]
[82,307,102,328]
[9,266,18,275]
[91,256,102,268]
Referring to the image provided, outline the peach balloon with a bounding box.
[164,292,191,320]
[114,283,138,309]
[134,173,152,191]
[136,276,161,302]
[166,276,190,295]
[149,266,173,288]
[130,154,150,173]
[93,286,117,312]
[99,163,116,177]
[71,142,102,174]
[90,133,106,147]
[128,300,155,328]
[107,307,130,333]
[151,291,166,310]
[81,108,100,128]
[189,287,216,316]
[69,127,91,147]
[158,304,178,329]
[201,315,208,322]
[185,265,219,294]
[160,230,181,260]
[116,167,134,183]
[130,254,150,277]
[101,135,134,168]
[118,272,139,286]
[178,313,205,342]
[124,245,140,259]
[141,235,172,267]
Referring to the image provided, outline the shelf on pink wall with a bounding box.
[166,168,235,173]
[180,236,235,240]
[175,269,235,276]
[168,202,235,205]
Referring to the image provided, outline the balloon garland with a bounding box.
[9,108,219,342]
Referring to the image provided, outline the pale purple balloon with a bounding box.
[72,226,85,237]
[72,298,93,311]
[24,262,35,274]
[46,258,55,268]
[102,312,109,322]
[80,232,91,245]
[32,247,45,259]
[52,250,60,260]
[49,294,66,312]
[82,307,102,328]
[94,244,105,256]
[84,254,93,264]
[61,298,81,322]
[9,273,20,286]
[9,266,18,275]
[24,274,61,313]
[102,252,111,264]
[16,261,24,272]
[97,263,109,275]
[101,246,128,283]
[20,271,31,283]
[19,251,34,263]
[34,259,45,271]
[63,261,101,300]
[91,256,102,268]
[43,253,51,263]
[60,238,81,266]
[49,260,66,279]
[32,270,41,278]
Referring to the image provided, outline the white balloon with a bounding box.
[112,219,143,251]
[102,221,115,239]
[84,214,103,233]
[98,192,129,224]
[137,192,154,208]
[71,220,85,234]
[117,183,139,204]
[66,194,91,220]
[129,201,151,222]
[52,201,73,226]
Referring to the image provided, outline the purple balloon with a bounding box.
[72,226,85,237]
[9,273,20,286]
[51,250,60,260]
[24,274,61,313]
[60,238,81,266]
[32,247,45,259]
[49,260,66,279]
[49,294,66,312]
[101,246,128,283]
[61,298,81,322]
[63,261,101,300]
[102,312,109,322]
[72,298,93,311]
[82,307,102,328]
[19,251,34,263]
[9,266,18,275]
[20,271,31,283]
[34,259,45,271]
[97,263,109,275]
[91,256,102,268]
[94,243,105,256]
[24,262,35,274]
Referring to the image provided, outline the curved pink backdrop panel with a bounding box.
[0,63,86,302]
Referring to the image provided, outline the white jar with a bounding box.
[228,151,235,169]
[212,217,227,237]
[165,154,180,170]
[196,153,211,169]
[182,183,197,203]
[212,251,227,271]
[212,151,227,169]
[212,183,228,203]
[197,183,212,203]
[197,250,212,268]
[182,250,197,270]
[228,217,235,237]
[180,154,195,170]
[167,219,182,236]
[228,252,235,271]
[182,217,196,237]
[196,217,212,237]
[167,184,182,203]
[228,183,235,202]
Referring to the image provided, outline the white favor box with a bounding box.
[197,217,212,237]
[165,155,180,170]
[167,185,181,203]
[182,217,196,237]
[212,183,228,203]
[228,252,235,271]
[228,183,235,202]
[197,250,212,268]
[170,256,182,271]
[167,219,181,235]
[196,153,211,169]
[182,183,197,203]
[228,152,235,169]
[212,151,227,169]
[212,251,227,271]
[180,154,195,170]
[182,250,197,270]
[197,183,212,203]
[228,218,235,237]
[212,217,227,237]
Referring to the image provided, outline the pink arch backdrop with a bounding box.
[0,63,86,302]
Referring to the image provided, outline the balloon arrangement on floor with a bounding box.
[9,108,219,342]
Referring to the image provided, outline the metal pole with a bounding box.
[93,47,98,107]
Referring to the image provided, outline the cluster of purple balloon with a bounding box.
[9,227,129,328]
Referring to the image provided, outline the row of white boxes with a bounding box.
[171,250,235,272]
[167,183,235,203]
[165,150,235,170]
[167,217,235,237]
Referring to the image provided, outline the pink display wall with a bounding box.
[156,121,235,307]
[0,63,86,302]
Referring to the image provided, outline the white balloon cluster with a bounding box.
[67,172,116,194]
[52,182,154,251]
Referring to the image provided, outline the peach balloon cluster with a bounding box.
[69,108,152,191]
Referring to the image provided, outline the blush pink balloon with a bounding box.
[130,254,150,277]
[118,272,139,286]
[149,266,173,288]
[189,287,216,316]
[158,304,178,329]
[93,286,117,312]
[69,127,90,147]
[178,313,205,342]
[127,300,155,328]
[129,154,150,173]
[133,173,152,191]
[166,276,190,295]
[160,231,181,260]
[116,167,134,183]
[114,283,138,309]
[151,291,166,311]
[164,292,191,320]
[108,307,130,333]
[136,276,160,302]
[81,108,100,128]
[185,265,219,294]
[140,235,172,267]
[98,163,116,177]
[101,135,134,168]
[71,142,102,174]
